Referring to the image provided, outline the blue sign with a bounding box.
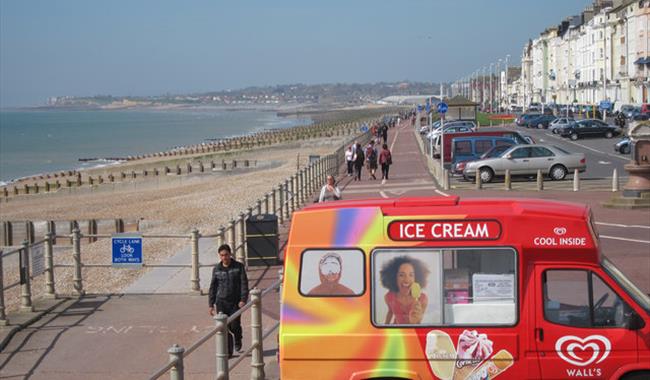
[437,102,448,114]
[112,234,143,266]
[417,104,423,112]
[599,100,612,111]
[360,124,369,133]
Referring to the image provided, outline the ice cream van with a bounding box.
[278,196,650,380]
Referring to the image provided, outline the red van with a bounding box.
[641,104,650,115]
[279,196,649,380]
[433,129,533,163]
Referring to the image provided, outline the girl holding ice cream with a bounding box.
[380,256,429,324]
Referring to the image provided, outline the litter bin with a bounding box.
[245,214,279,266]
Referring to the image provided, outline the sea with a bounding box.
[0,108,311,184]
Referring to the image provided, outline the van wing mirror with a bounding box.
[627,312,645,330]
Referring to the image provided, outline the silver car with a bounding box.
[549,117,575,134]
[463,144,586,183]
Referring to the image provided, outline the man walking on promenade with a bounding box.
[379,143,392,184]
[209,244,249,354]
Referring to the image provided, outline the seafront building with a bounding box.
[458,0,650,111]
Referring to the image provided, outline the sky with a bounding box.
[1,0,589,107]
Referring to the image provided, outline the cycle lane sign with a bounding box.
[112,234,143,266]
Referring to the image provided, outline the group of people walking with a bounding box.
[344,121,394,183]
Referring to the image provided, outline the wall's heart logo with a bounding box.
[555,335,611,367]
[553,227,567,236]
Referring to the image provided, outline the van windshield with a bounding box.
[602,257,650,314]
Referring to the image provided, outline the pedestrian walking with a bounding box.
[365,141,378,180]
[208,244,249,355]
[382,124,388,145]
[318,175,341,202]
[353,143,364,181]
[379,143,392,184]
[345,145,354,176]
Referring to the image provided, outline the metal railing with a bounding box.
[148,274,282,380]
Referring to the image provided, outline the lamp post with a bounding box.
[482,66,487,110]
[505,54,510,111]
[489,63,494,113]
[497,59,502,113]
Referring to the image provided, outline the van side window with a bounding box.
[372,248,517,327]
[299,249,365,297]
[543,270,632,328]
[475,140,493,154]
[456,141,472,155]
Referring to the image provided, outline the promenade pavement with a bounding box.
[1,118,648,380]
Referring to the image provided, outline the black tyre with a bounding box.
[570,133,579,141]
[549,165,568,181]
[479,167,494,183]
[621,144,631,154]
[605,131,614,138]
[538,124,544,129]
[552,128,558,134]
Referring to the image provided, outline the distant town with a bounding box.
[44,82,449,110]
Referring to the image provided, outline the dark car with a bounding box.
[560,119,622,141]
[516,113,542,126]
[614,138,631,154]
[526,115,557,129]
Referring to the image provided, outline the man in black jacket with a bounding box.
[208,244,249,353]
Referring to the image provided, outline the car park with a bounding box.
[450,137,516,174]
[549,117,575,134]
[526,115,557,129]
[559,119,622,140]
[463,144,586,183]
[614,137,631,154]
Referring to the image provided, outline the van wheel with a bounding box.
[570,133,579,141]
[550,165,568,181]
[479,167,494,183]
[605,131,613,138]
[538,124,544,129]
[552,128,558,134]
[621,371,650,380]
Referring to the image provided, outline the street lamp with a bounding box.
[505,54,510,111]
[489,63,494,113]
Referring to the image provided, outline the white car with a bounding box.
[549,117,575,134]
[425,122,476,140]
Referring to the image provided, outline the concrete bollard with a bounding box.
[612,168,619,192]
[536,170,544,191]
[256,199,262,215]
[504,169,512,191]
[190,229,200,292]
[238,213,246,263]
[443,169,450,191]
[214,313,229,379]
[72,228,85,296]
[168,344,185,380]
[264,193,270,214]
[44,232,56,298]
[475,168,482,190]
[250,288,265,380]
[271,187,277,216]
[216,226,226,249]
[228,220,236,258]
[573,169,580,192]
[20,240,34,312]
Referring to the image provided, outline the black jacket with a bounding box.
[208,260,249,307]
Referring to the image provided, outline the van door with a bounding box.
[534,265,638,379]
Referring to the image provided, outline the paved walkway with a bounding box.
[1,118,648,380]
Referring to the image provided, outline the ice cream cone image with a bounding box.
[466,350,514,380]
[425,330,456,380]
[452,330,494,380]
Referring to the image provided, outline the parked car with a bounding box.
[452,140,516,174]
[434,129,533,163]
[549,117,575,134]
[614,137,631,155]
[619,104,637,117]
[559,119,622,140]
[463,144,586,183]
[450,137,517,174]
[426,121,476,140]
[526,115,557,129]
[622,106,641,119]
[515,113,541,126]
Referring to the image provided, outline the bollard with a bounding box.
[250,289,266,380]
[536,170,544,191]
[443,169,450,191]
[217,226,226,249]
[72,228,85,295]
[168,344,185,380]
[271,187,277,216]
[228,220,236,257]
[238,213,246,263]
[475,168,482,190]
[504,169,512,191]
[20,240,33,311]
[256,199,262,215]
[190,229,200,292]
[214,313,230,380]
[612,168,619,192]
[44,232,56,298]
[264,193,270,214]
[0,249,6,325]
[573,169,580,192]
